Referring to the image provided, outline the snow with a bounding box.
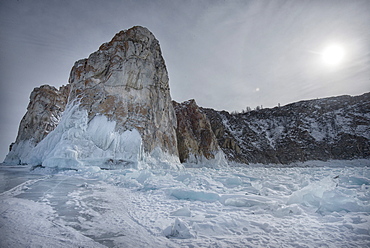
[170,207,192,217]
[1,160,369,247]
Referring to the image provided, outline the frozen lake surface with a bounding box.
[1,160,369,247]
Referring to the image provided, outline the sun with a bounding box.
[321,44,345,65]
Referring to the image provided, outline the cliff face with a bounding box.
[68,27,178,156]
[203,93,370,164]
[5,26,181,169]
[173,99,226,165]
[15,84,70,144]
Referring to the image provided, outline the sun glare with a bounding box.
[321,44,345,66]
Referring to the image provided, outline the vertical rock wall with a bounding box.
[68,26,178,157]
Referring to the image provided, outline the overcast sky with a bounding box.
[0,0,369,161]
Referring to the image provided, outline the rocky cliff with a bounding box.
[5,26,181,169]
[173,99,226,166]
[203,92,370,164]
[68,26,178,157]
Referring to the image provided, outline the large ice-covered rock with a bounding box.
[5,26,181,169]
[25,104,145,169]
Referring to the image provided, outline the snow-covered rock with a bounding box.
[25,104,145,169]
[170,207,192,217]
[163,218,195,239]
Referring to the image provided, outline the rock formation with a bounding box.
[68,26,178,156]
[173,99,226,166]
[5,26,181,169]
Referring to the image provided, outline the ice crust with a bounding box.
[8,103,182,170]
[0,161,369,247]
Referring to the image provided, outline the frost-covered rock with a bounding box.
[25,104,144,169]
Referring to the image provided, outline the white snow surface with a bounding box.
[1,160,369,247]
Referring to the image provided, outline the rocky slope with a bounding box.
[202,92,370,164]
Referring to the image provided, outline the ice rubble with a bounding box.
[11,102,182,170]
[0,161,369,247]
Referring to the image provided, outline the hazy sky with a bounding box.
[0,0,369,161]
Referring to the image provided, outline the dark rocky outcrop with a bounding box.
[173,99,223,163]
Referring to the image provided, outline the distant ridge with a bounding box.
[201,92,370,164]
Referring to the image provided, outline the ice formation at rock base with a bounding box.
[6,102,183,170]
